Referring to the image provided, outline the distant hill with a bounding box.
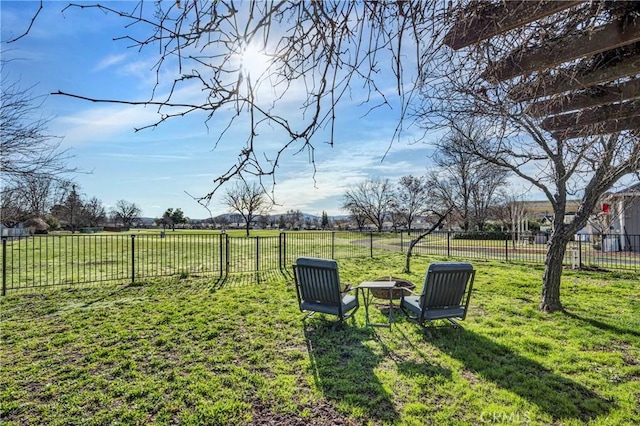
[187,212,349,223]
[140,213,349,224]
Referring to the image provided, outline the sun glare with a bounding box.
[240,42,272,79]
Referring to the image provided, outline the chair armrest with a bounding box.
[341,283,354,295]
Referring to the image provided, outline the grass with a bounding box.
[1,253,639,425]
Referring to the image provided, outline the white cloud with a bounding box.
[92,53,128,72]
[53,104,158,146]
[100,153,192,161]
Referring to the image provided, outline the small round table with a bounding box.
[356,281,397,327]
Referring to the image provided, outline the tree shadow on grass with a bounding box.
[44,285,133,314]
[303,323,400,424]
[563,310,640,338]
[211,270,288,290]
[384,327,453,380]
[430,328,616,423]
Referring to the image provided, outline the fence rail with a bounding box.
[1,231,638,294]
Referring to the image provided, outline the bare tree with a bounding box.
[491,191,523,231]
[0,174,71,226]
[83,197,106,227]
[0,187,28,228]
[34,1,438,203]
[23,175,73,219]
[344,206,367,232]
[416,3,640,312]
[216,214,230,230]
[586,206,612,251]
[394,175,432,234]
[110,200,142,228]
[223,181,268,237]
[229,213,243,227]
[257,213,271,230]
[155,214,171,231]
[342,178,394,232]
[386,210,405,233]
[1,61,77,228]
[491,190,535,248]
[283,210,303,230]
[1,66,74,185]
[426,125,509,231]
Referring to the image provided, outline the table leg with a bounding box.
[358,287,372,326]
[387,287,393,325]
[359,287,393,328]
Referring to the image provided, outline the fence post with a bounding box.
[219,233,224,278]
[2,237,7,296]
[370,231,373,258]
[255,237,260,271]
[578,238,583,269]
[280,232,286,268]
[505,234,509,262]
[331,232,335,259]
[225,233,230,274]
[447,231,451,258]
[400,232,404,252]
[131,234,136,284]
[278,233,282,270]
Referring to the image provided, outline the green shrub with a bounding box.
[452,231,508,241]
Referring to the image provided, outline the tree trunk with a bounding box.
[404,241,415,273]
[403,208,452,273]
[539,229,571,313]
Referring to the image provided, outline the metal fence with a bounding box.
[399,231,640,271]
[1,231,638,294]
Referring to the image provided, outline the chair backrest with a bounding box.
[293,257,343,306]
[420,262,475,316]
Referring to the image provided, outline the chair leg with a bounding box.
[332,312,354,331]
[302,311,316,321]
[447,318,462,329]
[414,320,434,338]
[301,310,356,331]
[400,304,419,322]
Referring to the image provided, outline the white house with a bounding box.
[0,223,29,238]
[602,183,640,252]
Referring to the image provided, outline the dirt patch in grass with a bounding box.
[461,369,480,385]
[249,399,357,425]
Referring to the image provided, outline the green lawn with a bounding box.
[2,253,639,425]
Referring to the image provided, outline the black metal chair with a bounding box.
[293,257,359,329]
[400,262,475,335]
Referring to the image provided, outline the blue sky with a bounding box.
[2,1,439,219]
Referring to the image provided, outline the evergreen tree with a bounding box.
[51,185,84,233]
[321,211,329,230]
